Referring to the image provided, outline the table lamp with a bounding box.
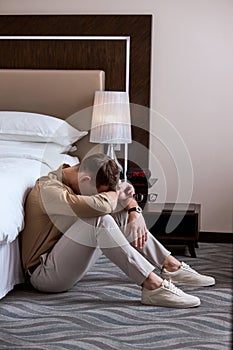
[90,90,132,181]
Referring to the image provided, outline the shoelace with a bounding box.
[181,262,199,275]
[162,279,182,296]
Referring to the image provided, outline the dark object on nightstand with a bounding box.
[143,203,201,258]
[126,167,149,209]
[119,159,150,209]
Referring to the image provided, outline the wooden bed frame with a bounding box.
[0,15,152,167]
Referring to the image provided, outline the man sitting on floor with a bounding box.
[20,153,215,308]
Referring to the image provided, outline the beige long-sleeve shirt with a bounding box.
[20,165,118,271]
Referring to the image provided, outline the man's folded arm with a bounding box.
[40,181,118,217]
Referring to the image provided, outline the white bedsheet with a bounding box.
[0,144,79,244]
[0,238,24,299]
[0,143,79,299]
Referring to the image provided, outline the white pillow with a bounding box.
[0,140,76,154]
[0,111,88,146]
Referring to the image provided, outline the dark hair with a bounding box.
[78,153,120,191]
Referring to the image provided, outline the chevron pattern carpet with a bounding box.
[0,243,232,350]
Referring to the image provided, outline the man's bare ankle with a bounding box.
[163,255,181,272]
[142,273,163,290]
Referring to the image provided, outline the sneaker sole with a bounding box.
[141,299,201,308]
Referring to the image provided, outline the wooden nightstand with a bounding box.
[143,203,201,258]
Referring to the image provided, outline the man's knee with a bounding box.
[100,212,127,226]
[98,213,115,224]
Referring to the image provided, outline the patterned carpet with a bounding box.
[0,243,232,350]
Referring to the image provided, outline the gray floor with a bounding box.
[0,242,232,350]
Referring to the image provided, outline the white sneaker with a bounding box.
[161,262,215,287]
[141,279,201,308]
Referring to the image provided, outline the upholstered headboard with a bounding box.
[0,69,105,159]
[0,69,104,117]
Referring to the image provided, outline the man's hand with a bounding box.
[125,211,148,249]
[117,181,135,204]
[117,181,148,248]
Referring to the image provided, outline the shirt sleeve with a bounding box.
[39,179,118,218]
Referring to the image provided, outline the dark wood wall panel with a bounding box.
[0,40,126,91]
[0,15,152,167]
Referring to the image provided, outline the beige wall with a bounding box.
[1,0,233,232]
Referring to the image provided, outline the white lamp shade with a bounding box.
[90,91,132,144]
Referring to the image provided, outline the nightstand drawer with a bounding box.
[143,203,201,257]
[145,213,199,240]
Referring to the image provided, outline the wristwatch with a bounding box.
[128,206,142,214]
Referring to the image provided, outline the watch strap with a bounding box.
[128,206,142,214]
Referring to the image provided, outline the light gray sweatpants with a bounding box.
[30,210,171,293]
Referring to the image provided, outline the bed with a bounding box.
[0,69,105,299]
[0,14,152,300]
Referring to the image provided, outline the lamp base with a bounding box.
[107,144,123,173]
